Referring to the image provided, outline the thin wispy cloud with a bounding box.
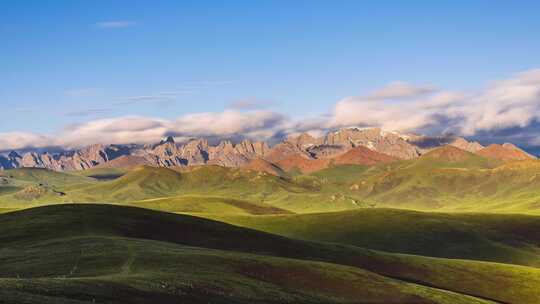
[95,21,136,29]
[116,95,175,106]
[115,90,195,106]
[65,108,113,117]
[229,98,274,110]
[366,81,438,100]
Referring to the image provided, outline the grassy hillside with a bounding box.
[72,166,185,201]
[309,158,540,214]
[1,204,538,303]
[4,155,540,214]
[0,166,360,213]
[2,150,540,302]
[66,165,368,213]
[309,164,370,184]
[0,167,94,185]
[130,195,292,215]
[69,165,301,201]
[303,156,540,213]
[213,208,540,268]
[0,168,98,208]
[74,167,128,180]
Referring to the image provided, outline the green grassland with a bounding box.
[0,167,95,189]
[73,167,129,180]
[0,166,365,212]
[318,157,540,213]
[2,156,540,303]
[212,208,540,268]
[1,204,539,304]
[3,155,540,214]
[130,195,292,215]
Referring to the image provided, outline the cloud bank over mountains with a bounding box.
[2,68,540,151]
[334,69,540,133]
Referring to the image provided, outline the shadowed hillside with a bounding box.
[242,157,287,177]
[0,204,539,303]
[214,208,540,267]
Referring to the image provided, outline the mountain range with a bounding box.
[2,128,540,303]
[0,127,535,172]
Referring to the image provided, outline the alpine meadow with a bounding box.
[2,1,540,303]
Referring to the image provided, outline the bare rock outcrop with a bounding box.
[1,127,535,172]
[324,127,420,159]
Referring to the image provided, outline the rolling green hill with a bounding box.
[0,168,98,208]
[304,157,540,214]
[0,167,95,187]
[0,204,538,303]
[74,167,128,180]
[213,208,540,268]
[68,165,303,201]
[129,195,292,215]
[66,165,367,213]
[73,166,185,201]
[3,154,540,215]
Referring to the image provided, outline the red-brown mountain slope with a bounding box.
[333,146,396,165]
[242,158,286,176]
[477,144,536,161]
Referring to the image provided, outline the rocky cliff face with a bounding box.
[449,137,484,153]
[0,136,273,171]
[323,127,420,159]
[0,127,531,171]
[2,144,136,171]
[264,140,310,163]
[207,140,269,167]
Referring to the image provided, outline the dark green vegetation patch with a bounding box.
[0,204,538,304]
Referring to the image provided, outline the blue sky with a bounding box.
[2,1,540,150]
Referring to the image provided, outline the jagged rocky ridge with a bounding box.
[0,127,535,171]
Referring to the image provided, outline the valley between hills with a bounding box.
[1,127,540,303]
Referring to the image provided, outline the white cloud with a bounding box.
[60,116,169,148]
[0,111,289,150]
[95,21,136,29]
[3,68,540,151]
[330,69,540,137]
[453,69,540,135]
[0,132,54,150]
[332,98,433,132]
[169,110,288,140]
